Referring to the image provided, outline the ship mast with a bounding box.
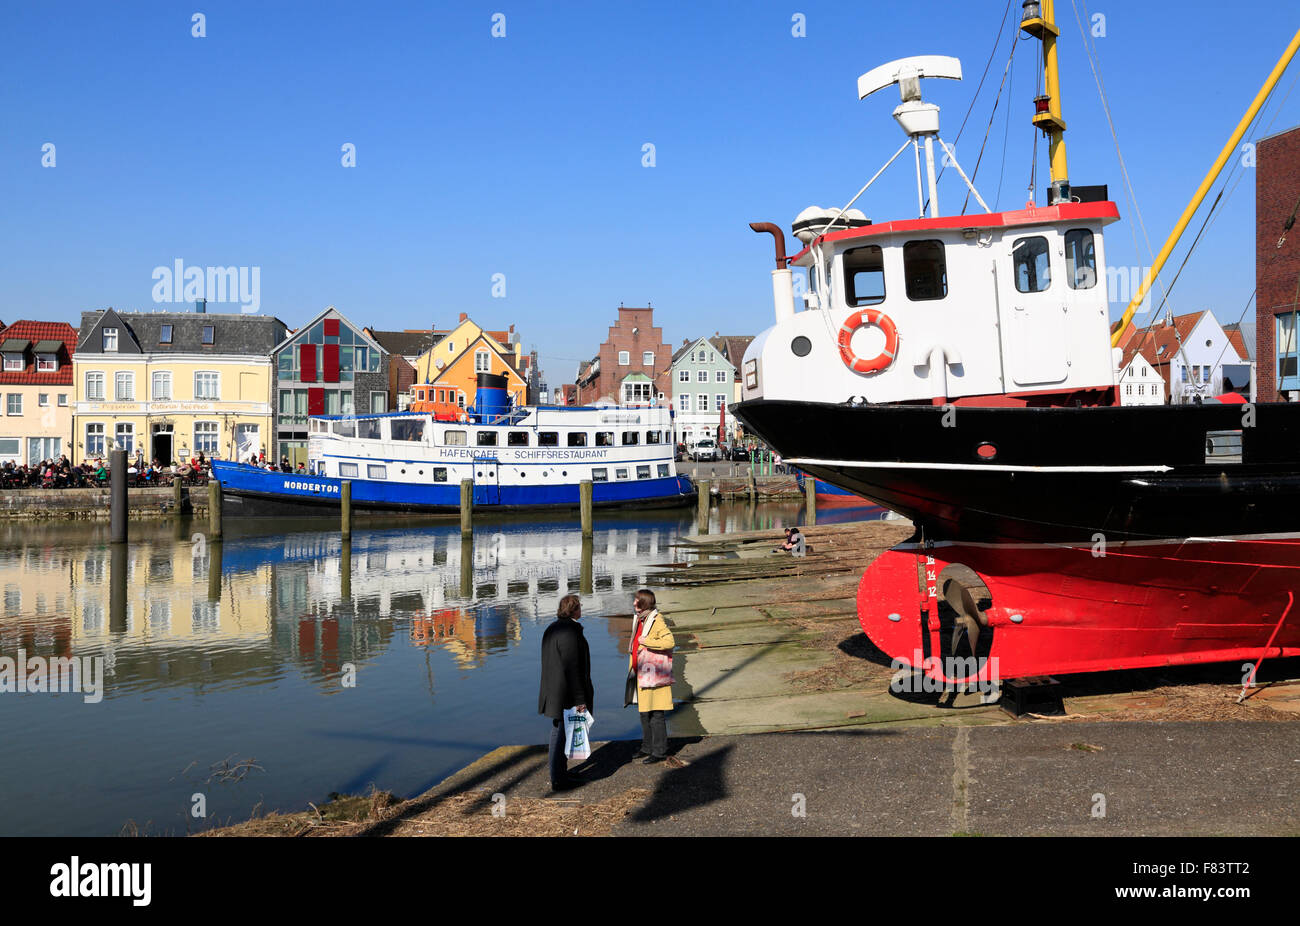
[1020,0,1070,204]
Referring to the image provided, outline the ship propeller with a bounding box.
[941,577,989,659]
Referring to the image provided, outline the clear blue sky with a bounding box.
[2,1,1297,387]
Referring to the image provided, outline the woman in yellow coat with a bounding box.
[630,588,675,763]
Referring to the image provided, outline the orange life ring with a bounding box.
[837,309,898,374]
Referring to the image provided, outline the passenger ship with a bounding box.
[732,8,1300,682]
[213,373,695,516]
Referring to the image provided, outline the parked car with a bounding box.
[730,444,750,462]
[691,439,720,462]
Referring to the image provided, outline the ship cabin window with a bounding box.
[477,431,498,447]
[567,432,588,447]
[507,431,530,447]
[339,462,359,478]
[843,245,886,306]
[636,465,650,480]
[433,467,448,482]
[657,463,670,478]
[1065,229,1097,289]
[592,468,608,482]
[622,431,639,445]
[595,431,614,447]
[903,240,947,300]
[357,418,382,440]
[615,467,629,480]
[646,430,661,444]
[367,464,387,480]
[444,429,467,445]
[1012,236,1052,293]
[538,431,559,446]
[334,420,356,438]
[391,418,425,441]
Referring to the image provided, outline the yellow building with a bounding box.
[0,321,78,466]
[410,313,526,408]
[71,309,287,465]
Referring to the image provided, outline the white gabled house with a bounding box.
[1115,346,1166,406]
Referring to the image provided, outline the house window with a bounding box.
[1137,384,1144,395]
[697,370,707,382]
[844,244,886,306]
[475,350,490,372]
[85,423,105,457]
[194,421,219,453]
[6,394,21,416]
[152,372,172,400]
[57,394,67,407]
[114,423,134,453]
[194,372,219,400]
[1279,314,1298,385]
[623,381,650,404]
[36,354,57,372]
[716,370,727,382]
[698,394,709,412]
[678,394,690,412]
[618,350,630,365]
[716,394,727,411]
[1065,229,1097,289]
[1012,236,1052,293]
[643,351,654,366]
[903,240,947,300]
[201,325,215,345]
[159,324,173,344]
[370,391,386,413]
[102,328,118,352]
[38,393,48,407]
[114,372,134,401]
[2,353,22,372]
[1201,365,1210,384]
[678,370,689,382]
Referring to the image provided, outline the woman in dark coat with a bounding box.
[538,594,594,790]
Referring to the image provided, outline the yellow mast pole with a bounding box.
[1111,26,1300,347]
[1022,0,1069,200]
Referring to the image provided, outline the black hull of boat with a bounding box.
[732,399,1300,543]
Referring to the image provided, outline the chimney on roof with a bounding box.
[459,312,468,323]
[195,299,206,314]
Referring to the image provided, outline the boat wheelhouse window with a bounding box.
[539,431,559,446]
[595,432,614,447]
[391,418,425,441]
[592,468,608,482]
[433,467,448,482]
[357,418,382,440]
[477,431,498,447]
[567,432,588,447]
[903,240,947,301]
[339,462,359,478]
[646,430,661,444]
[1064,229,1097,289]
[615,467,629,480]
[367,464,387,480]
[622,431,640,445]
[334,420,356,438]
[1012,236,1052,293]
[444,429,467,445]
[507,431,529,447]
[843,245,886,306]
[636,465,650,479]
[657,463,669,478]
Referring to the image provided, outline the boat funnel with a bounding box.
[474,372,511,422]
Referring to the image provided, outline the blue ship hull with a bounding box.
[211,461,696,517]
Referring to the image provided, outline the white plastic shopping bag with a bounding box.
[562,707,594,760]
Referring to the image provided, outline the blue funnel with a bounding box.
[474,372,511,422]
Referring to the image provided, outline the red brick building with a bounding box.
[574,306,672,405]
[1255,125,1300,401]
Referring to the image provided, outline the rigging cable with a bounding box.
[961,28,1019,214]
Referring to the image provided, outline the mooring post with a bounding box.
[207,540,223,603]
[341,480,352,541]
[804,474,817,527]
[340,539,352,602]
[580,536,594,596]
[580,479,593,538]
[747,464,756,500]
[208,479,223,540]
[109,543,128,633]
[697,478,711,534]
[460,535,474,598]
[172,475,183,518]
[460,479,473,537]
[110,448,127,544]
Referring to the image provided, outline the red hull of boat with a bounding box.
[859,537,1300,682]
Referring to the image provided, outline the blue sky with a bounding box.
[2,1,1297,387]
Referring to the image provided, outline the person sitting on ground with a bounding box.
[774,527,793,552]
[788,526,806,557]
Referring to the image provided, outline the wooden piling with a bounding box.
[341,480,352,541]
[804,474,817,527]
[460,479,473,537]
[208,479,223,540]
[340,540,352,601]
[580,480,593,538]
[460,535,474,598]
[207,541,223,602]
[580,536,594,596]
[697,478,711,534]
[172,476,183,517]
[110,448,127,544]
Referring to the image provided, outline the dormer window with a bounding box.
[2,353,22,372]
[36,353,57,372]
[201,325,215,345]
[160,324,173,344]
[102,327,118,352]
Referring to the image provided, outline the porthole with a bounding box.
[975,442,997,461]
[791,336,812,357]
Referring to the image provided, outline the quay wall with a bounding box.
[0,487,206,520]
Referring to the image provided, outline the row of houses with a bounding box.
[0,306,538,468]
[1114,309,1255,406]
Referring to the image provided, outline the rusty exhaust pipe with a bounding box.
[749,222,789,269]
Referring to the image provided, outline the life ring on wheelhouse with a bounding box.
[837,309,899,375]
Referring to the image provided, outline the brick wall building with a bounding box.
[574,306,671,405]
[1255,125,1300,401]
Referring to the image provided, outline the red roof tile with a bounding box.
[0,321,77,385]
